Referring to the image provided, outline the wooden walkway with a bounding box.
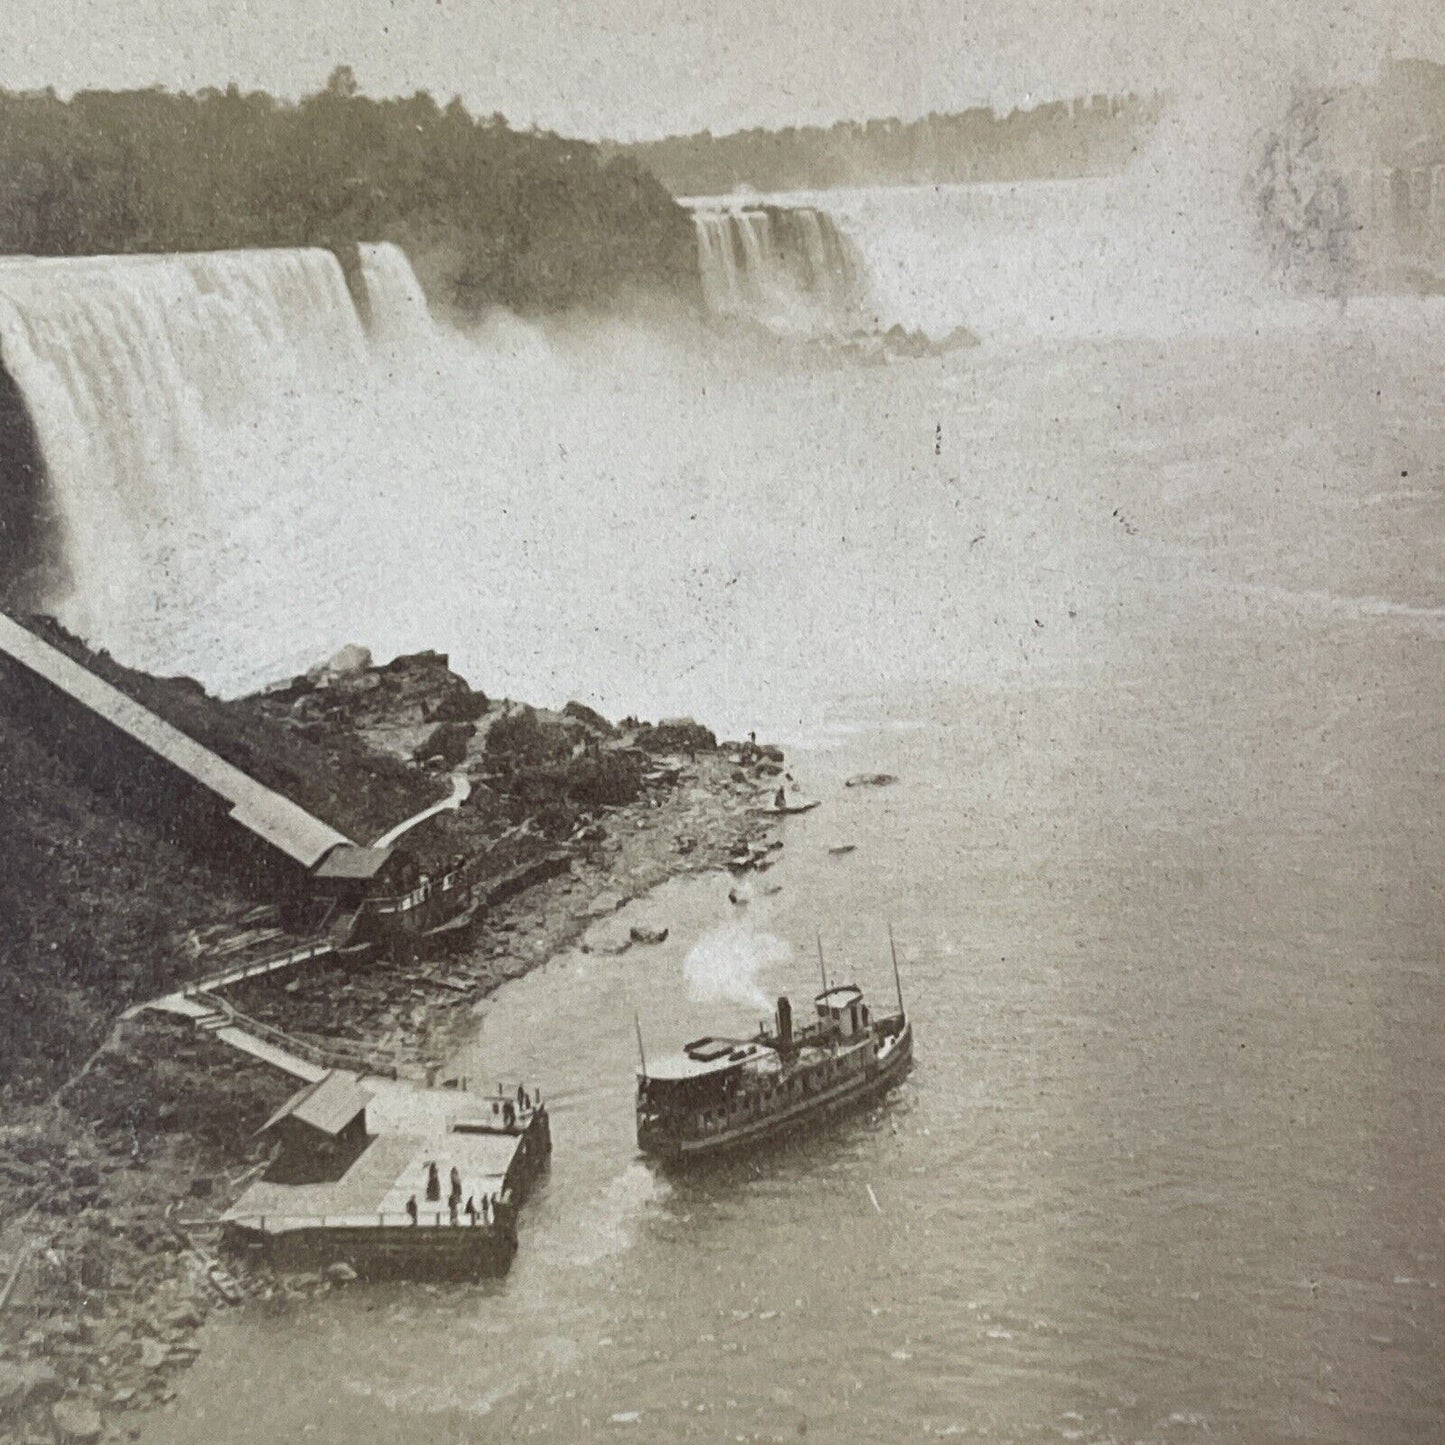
[121,938,337,1024]
[135,989,326,1081]
[373,771,471,848]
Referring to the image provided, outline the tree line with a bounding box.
[0,68,699,315]
[606,93,1166,197]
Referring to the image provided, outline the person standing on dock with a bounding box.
[480,1194,490,1224]
[426,1162,440,1202]
[774,785,786,810]
[465,1195,477,1225]
[406,1195,418,1225]
[449,1165,462,1202]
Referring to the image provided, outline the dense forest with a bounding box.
[0,67,699,315]
[607,93,1166,197]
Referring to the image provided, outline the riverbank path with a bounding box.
[373,772,471,849]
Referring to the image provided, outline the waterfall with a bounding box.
[0,246,378,631]
[690,204,873,335]
[358,241,436,343]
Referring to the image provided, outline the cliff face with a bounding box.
[23,621,443,847]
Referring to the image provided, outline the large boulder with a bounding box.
[0,1361,61,1417]
[307,643,372,684]
[639,717,717,755]
[562,751,643,807]
[335,670,381,695]
[51,1401,103,1443]
[562,700,616,736]
[381,648,449,674]
[412,721,476,767]
[484,705,572,765]
[428,687,488,723]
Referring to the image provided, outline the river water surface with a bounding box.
[129,290,1445,1443]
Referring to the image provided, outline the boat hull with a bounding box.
[638,1019,913,1164]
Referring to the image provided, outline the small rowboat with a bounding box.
[749,799,821,817]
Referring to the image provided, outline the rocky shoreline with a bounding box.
[0,638,788,1444]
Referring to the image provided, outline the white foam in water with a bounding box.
[776,164,1281,343]
[682,925,792,1013]
[552,1162,667,1268]
[0,210,1438,745]
[721,96,1310,343]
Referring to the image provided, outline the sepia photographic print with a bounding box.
[0,1,1442,1441]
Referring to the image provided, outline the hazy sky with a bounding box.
[3,0,1439,139]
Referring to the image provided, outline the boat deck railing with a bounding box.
[646,1044,886,1139]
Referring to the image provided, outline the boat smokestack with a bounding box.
[776,995,793,1052]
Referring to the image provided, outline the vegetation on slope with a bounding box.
[0,67,699,315]
[26,619,442,846]
[0,710,258,1099]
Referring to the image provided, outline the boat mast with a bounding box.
[634,1013,648,1078]
[816,932,828,994]
[888,923,905,1016]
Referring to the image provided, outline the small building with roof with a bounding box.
[259,1070,374,1181]
[311,842,419,908]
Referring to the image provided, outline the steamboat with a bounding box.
[635,934,914,1161]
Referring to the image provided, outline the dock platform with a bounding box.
[222,1075,550,1278]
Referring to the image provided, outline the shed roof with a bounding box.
[0,613,352,869]
[313,843,398,881]
[260,1071,372,1138]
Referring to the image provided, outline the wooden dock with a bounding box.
[222,1078,550,1278]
